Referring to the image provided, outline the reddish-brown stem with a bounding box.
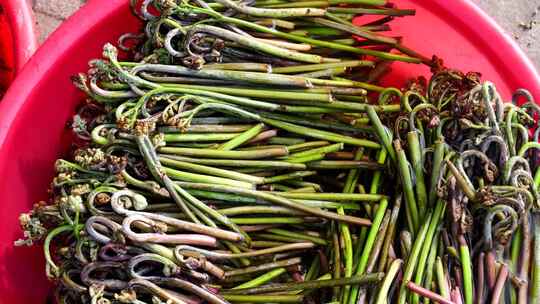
[288,264,304,282]
[122,215,218,247]
[453,266,463,297]
[476,252,485,303]
[518,216,531,304]
[490,264,508,304]
[451,288,463,304]
[318,249,329,274]
[238,224,281,232]
[485,251,497,289]
[326,151,355,160]
[406,281,455,304]
[245,129,278,144]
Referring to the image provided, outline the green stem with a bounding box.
[225,242,251,267]
[518,142,540,157]
[218,206,304,216]
[176,182,373,226]
[163,83,333,102]
[232,268,286,289]
[159,146,289,159]
[44,225,82,278]
[286,153,325,163]
[219,123,266,151]
[225,257,302,277]
[173,184,249,242]
[364,211,390,272]
[166,124,254,133]
[176,7,420,62]
[435,257,450,300]
[459,236,473,304]
[262,170,317,184]
[348,198,389,304]
[429,138,445,206]
[407,131,428,219]
[411,201,445,304]
[332,229,342,301]
[422,230,441,304]
[231,217,307,224]
[268,228,327,245]
[374,259,403,304]
[160,157,264,184]
[223,273,384,294]
[267,137,306,146]
[163,132,240,142]
[446,160,476,202]
[377,195,401,272]
[261,112,369,134]
[136,135,201,224]
[160,154,306,169]
[397,212,434,304]
[214,0,326,17]
[306,160,383,170]
[530,213,540,302]
[298,67,347,78]
[343,148,364,193]
[202,62,271,71]
[287,143,343,159]
[294,200,361,210]
[367,107,396,162]
[221,294,303,303]
[328,7,415,16]
[305,256,320,282]
[133,63,311,87]
[176,242,315,260]
[198,24,327,63]
[268,192,385,201]
[311,16,396,44]
[163,167,253,189]
[273,60,373,74]
[369,149,387,196]
[262,1,331,8]
[395,140,420,233]
[261,117,380,148]
[186,189,256,203]
[338,149,360,304]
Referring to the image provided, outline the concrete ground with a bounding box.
[32,0,85,42]
[474,0,540,69]
[32,0,539,69]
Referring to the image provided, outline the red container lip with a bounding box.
[423,0,540,97]
[0,0,538,302]
[0,0,121,149]
[1,0,37,73]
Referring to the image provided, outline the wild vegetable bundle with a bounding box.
[16,1,540,304]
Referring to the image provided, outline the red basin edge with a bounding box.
[0,0,538,302]
[1,0,37,73]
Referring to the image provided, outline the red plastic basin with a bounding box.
[0,0,538,302]
[0,0,37,96]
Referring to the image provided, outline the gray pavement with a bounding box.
[473,0,539,69]
[33,0,85,42]
[32,0,539,69]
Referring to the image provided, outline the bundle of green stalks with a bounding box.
[15,1,540,304]
[366,71,540,304]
